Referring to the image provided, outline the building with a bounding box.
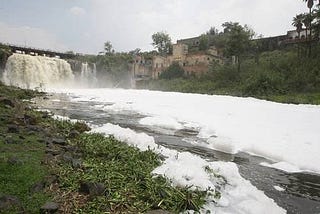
[131,55,152,79]
[131,41,223,81]
[253,29,317,51]
[150,43,223,79]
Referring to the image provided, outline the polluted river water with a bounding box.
[34,90,320,214]
[2,53,320,213]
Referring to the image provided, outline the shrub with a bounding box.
[159,62,185,79]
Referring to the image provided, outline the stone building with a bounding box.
[131,55,152,79]
[151,43,223,79]
[131,36,224,81]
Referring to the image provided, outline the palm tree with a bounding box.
[303,0,316,37]
[312,5,320,39]
[293,14,304,39]
[302,13,313,39]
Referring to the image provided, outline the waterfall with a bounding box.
[1,53,74,89]
[80,62,97,87]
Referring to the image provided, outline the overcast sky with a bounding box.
[0,0,309,54]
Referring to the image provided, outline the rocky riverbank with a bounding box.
[0,83,91,213]
[0,83,210,213]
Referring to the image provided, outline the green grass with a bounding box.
[0,83,51,213]
[262,93,320,105]
[146,78,320,105]
[57,133,210,213]
[0,141,50,213]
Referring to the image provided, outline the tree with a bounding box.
[128,48,141,55]
[199,34,209,51]
[104,41,114,55]
[0,44,11,69]
[206,27,219,35]
[312,5,320,39]
[222,22,255,72]
[292,14,304,38]
[302,13,313,39]
[159,62,184,79]
[151,32,172,56]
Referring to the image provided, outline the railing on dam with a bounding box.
[0,42,81,59]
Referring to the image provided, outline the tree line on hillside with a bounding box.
[145,1,320,101]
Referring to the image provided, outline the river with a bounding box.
[34,89,320,214]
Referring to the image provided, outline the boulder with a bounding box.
[0,194,23,212]
[79,182,106,196]
[7,124,19,133]
[68,130,80,138]
[30,181,45,194]
[40,201,59,214]
[5,136,16,144]
[0,97,15,108]
[23,114,37,125]
[71,159,82,169]
[7,156,23,165]
[51,138,66,146]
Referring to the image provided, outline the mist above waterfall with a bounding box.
[79,62,98,88]
[2,53,74,89]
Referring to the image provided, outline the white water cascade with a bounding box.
[80,62,97,87]
[2,53,74,89]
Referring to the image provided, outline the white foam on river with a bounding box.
[49,88,320,174]
[43,87,320,213]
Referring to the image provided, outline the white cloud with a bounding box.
[0,22,68,52]
[70,6,86,16]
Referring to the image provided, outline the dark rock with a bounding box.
[5,136,16,144]
[42,154,55,165]
[45,148,60,156]
[71,159,82,169]
[23,114,37,125]
[51,138,66,146]
[7,124,19,133]
[0,194,23,212]
[63,145,78,153]
[37,138,45,143]
[0,97,15,108]
[26,125,43,132]
[62,154,73,162]
[68,130,80,138]
[7,156,23,165]
[145,210,172,214]
[30,181,45,194]
[45,174,59,185]
[79,182,106,196]
[40,201,59,214]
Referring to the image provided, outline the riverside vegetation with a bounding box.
[146,44,320,105]
[0,82,217,213]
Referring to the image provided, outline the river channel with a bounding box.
[35,93,320,214]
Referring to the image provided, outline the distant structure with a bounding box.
[131,38,224,83]
[152,43,223,79]
[253,28,317,51]
[0,43,77,59]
